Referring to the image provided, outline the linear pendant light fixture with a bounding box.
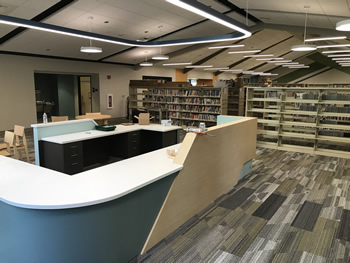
[0,0,252,48]
[80,17,102,53]
[291,6,317,52]
[305,36,347,42]
[166,0,251,37]
[140,51,153,66]
[208,44,245,49]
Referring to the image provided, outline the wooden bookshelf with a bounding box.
[246,85,350,158]
[129,80,228,127]
[226,78,245,116]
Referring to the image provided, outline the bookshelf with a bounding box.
[129,80,228,127]
[246,85,350,158]
[226,78,246,116]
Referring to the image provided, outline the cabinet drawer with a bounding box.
[64,142,82,155]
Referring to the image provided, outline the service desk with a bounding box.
[3,117,257,263]
[39,124,181,175]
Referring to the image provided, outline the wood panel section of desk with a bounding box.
[142,117,257,252]
[39,129,178,175]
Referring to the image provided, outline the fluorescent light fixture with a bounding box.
[317,44,350,48]
[80,46,102,53]
[289,65,310,68]
[291,44,317,51]
[204,67,229,70]
[336,19,350,31]
[341,64,350,67]
[270,74,279,76]
[282,64,304,67]
[0,12,250,48]
[185,65,213,68]
[244,54,274,58]
[152,54,169,60]
[162,62,192,66]
[305,36,347,42]
[267,60,292,63]
[166,0,251,38]
[328,54,350,57]
[322,50,350,54]
[256,57,284,61]
[208,44,244,49]
[242,71,254,74]
[251,72,263,75]
[332,57,350,60]
[219,69,242,72]
[139,62,153,66]
[228,49,261,54]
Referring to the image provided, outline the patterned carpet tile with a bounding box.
[291,201,323,231]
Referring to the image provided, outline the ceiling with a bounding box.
[1,0,350,81]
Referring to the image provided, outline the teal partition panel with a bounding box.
[0,172,177,263]
[32,119,96,165]
[217,115,253,180]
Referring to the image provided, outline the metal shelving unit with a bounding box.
[246,85,350,158]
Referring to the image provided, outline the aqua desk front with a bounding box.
[0,144,182,263]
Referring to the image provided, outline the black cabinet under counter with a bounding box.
[39,127,179,175]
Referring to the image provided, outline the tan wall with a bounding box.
[175,68,188,82]
[0,54,238,131]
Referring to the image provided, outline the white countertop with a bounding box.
[41,124,182,144]
[0,144,182,210]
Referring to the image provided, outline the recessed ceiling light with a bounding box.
[208,44,244,49]
[228,49,261,54]
[305,36,347,42]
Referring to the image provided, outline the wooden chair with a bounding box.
[0,131,16,157]
[14,125,30,162]
[51,116,68,122]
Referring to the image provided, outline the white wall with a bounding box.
[1,54,233,131]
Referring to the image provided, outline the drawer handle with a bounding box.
[71,154,78,157]
[70,145,77,149]
[132,140,138,143]
[71,162,78,166]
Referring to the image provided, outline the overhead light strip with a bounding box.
[305,36,347,42]
[163,62,192,66]
[166,0,251,37]
[322,50,350,54]
[327,54,350,57]
[0,9,251,48]
[317,44,350,48]
[185,65,213,68]
[228,49,261,54]
[208,44,245,49]
[244,54,274,58]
